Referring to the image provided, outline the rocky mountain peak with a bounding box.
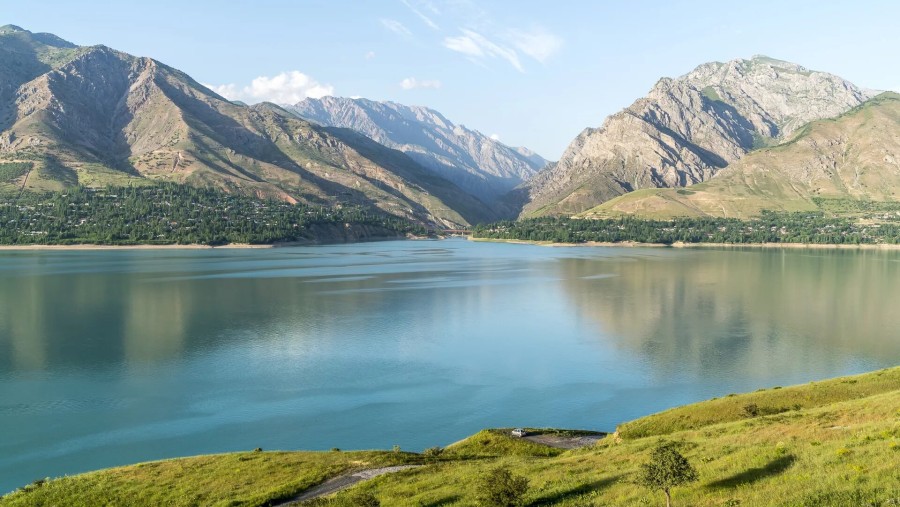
[0,24,26,34]
[518,56,877,217]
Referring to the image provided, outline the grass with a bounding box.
[617,367,900,438]
[3,367,898,506]
[0,451,421,507]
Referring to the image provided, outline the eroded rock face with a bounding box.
[289,97,548,206]
[521,56,877,217]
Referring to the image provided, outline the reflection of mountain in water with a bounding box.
[0,253,459,372]
[557,249,900,379]
[0,266,389,371]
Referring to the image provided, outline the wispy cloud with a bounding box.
[401,0,440,30]
[508,27,563,63]
[375,2,562,74]
[443,29,523,72]
[205,71,334,104]
[381,18,412,37]
[400,77,442,90]
[365,51,376,60]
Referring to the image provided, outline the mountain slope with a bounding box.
[519,56,877,217]
[288,97,547,206]
[0,26,495,228]
[583,92,900,219]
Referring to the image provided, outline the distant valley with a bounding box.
[288,96,547,208]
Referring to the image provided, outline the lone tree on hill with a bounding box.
[475,466,529,507]
[638,441,698,507]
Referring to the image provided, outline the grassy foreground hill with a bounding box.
[2,367,898,506]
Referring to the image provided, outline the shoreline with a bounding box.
[0,243,274,251]
[3,237,900,251]
[470,237,900,250]
[0,234,422,251]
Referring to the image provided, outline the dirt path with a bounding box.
[522,433,606,449]
[276,465,422,505]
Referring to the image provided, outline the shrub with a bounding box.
[423,446,444,460]
[475,466,529,507]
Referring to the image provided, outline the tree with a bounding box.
[638,441,698,507]
[475,466,529,507]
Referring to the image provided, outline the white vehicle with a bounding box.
[511,428,527,437]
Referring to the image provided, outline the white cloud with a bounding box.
[490,133,500,141]
[206,71,334,105]
[381,18,412,37]
[401,0,440,30]
[365,51,376,60]
[400,77,442,90]
[508,27,563,63]
[443,29,523,72]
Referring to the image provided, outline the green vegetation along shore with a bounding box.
[473,207,900,246]
[2,367,898,506]
[0,184,426,246]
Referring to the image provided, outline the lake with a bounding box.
[1,239,899,493]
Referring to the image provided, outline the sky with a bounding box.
[4,0,900,159]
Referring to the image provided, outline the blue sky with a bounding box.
[4,0,900,159]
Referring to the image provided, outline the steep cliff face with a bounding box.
[0,26,496,228]
[585,93,900,219]
[289,97,547,206]
[520,56,877,217]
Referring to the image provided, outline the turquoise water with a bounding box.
[1,239,898,492]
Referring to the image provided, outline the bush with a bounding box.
[423,446,444,461]
[475,466,529,507]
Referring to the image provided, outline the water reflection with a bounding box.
[0,242,899,494]
[558,248,900,379]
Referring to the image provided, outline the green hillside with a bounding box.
[3,367,897,506]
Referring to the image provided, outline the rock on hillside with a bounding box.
[519,56,877,217]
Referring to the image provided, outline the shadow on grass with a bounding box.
[706,455,796,489]
[527,476,620,506]
[420,495,461,507]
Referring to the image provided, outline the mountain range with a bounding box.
[3,24,900,229]
[0,25,497,228]
[288,97,547,207]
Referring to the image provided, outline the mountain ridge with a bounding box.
[288,96,548,210]
[582,91,900,219]
[0,26,497,228]
[518,55,877,217]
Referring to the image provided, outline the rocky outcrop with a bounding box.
[520,56,877,217]
[288,97,547,207]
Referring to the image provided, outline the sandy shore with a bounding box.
[470,237,900,250]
